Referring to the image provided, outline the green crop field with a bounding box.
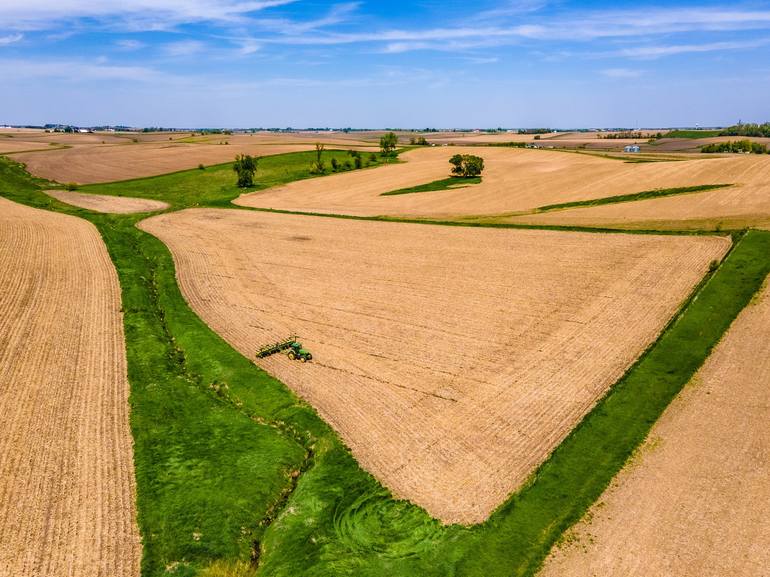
[2,152,769,577]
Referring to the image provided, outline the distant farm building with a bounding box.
[624,145,641,153]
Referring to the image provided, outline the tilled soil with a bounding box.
[235,147,769,225]
[506,155,770,230]
[140,208,728,524]
[540,275,770,577]
[0,198,140,576]
[46,189,169,214]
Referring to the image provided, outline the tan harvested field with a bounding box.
[7,130,375,184]
[506,154,770,230]
[14,142,317,184]
[140,208,728,524]
[0,140,59,154]
[541,274,770,577]
[235,147,767,224]
[46,189,169,214]
[0,198,140,576]
[652,135,770,152]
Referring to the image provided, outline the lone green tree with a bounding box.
[449,154,485,177]
[311,142,326,174]
[380,131,398,157]
[233,154,258,187]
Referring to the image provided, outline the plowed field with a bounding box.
[140,208,728,524]
[0,198,140,576]
[506,155,770,230]
[46,189,169,214]
[540,274,770,577]
[235,147,768,223]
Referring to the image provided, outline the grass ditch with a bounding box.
[381,176,481,196]
[3,153,769,576]
[534,183,732,213]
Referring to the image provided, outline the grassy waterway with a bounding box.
[2,153,769,577]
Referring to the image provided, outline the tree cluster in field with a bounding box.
[233,154,258,187]
[597,131,659,139]
[409,136,430,145]
[310,143,379,175]
[517,128,551,134]
[701,140,769,154]
[719,122,770,138]
[379,132,398,157]
[449,154,484,177]
[489,141,527,148]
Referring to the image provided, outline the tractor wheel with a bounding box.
[301,356,307,363]
[305,353,313,361]
[288,351,296,360]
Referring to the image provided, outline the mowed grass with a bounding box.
[381,176,481,196]
[3,154,770,577]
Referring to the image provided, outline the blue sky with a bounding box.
[1,1,769,128]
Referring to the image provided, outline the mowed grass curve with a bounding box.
[2,153,770,577]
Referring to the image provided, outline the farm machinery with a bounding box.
[256,336,313,362]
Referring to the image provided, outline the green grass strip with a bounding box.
[456,228,770,577]
[536,183,731,213]
[381,176,481,196]
[3,153,769,577]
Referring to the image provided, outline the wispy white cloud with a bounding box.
[115,39,145,51]
[474,0,549,21]
[0,33,23,46]
[163,40,206,57]
[0,57,160,80]
[601,68,643,78]
[617,38,770,59]
[0,0,299,31]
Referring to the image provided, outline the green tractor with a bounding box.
[287,341,313,362]
[256,336,313,362]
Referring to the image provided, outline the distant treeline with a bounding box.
[517,128,552,134]
[488,142,529,148]
[598,131,663,139]
[701,140,769,154]
[719,122,770,138]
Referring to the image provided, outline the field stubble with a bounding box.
[540,273,770,577]
[139,208,729,524]
[0,197,140,576]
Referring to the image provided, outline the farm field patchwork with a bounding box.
[12,142,323,184]
[46,189,170,213]
[139,208,729,524]
[504,158,770,230]
[540,272,770,577]
[235,146,768,225]
[0,197,141,576]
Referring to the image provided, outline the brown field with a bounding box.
[505,154,770,230]
[540,274,770,577]
[139,208,728,524]
[0,140,59,154]
[12,142,316,184]
[46,189,169,214]
[0,198,140,576]
[5,130,375,184]
[235,147,769,226]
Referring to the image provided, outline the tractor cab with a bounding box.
[287,341,313,362]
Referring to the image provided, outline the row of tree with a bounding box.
[701,140,769,154]
[719,122,770,137]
